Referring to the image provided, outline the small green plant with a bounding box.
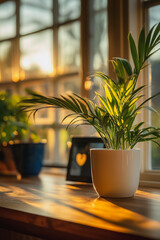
[0,91,40,145]
[21,24,160,149]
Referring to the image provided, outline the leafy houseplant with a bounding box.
[0,92,45,176]
[21,24,160,197]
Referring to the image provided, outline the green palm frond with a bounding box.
[20,23,160,149]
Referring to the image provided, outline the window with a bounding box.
[147,4,160,171]
[135,0,160,185]
[0,0,108,167]
[142,1,160,173]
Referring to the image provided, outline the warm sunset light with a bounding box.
[136,190,160,201]
[84,79,92,90]
[20,70,25,80]
[21,51,54,75]
[67,141,72,149]
[12,72,19,82]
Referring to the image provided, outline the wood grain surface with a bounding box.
[0,171,160,240]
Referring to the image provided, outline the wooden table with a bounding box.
[0,171,160,240]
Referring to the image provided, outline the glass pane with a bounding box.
[0,41,12,82]
[58,22,80,73]
[94,0,107,11]
[19,81,54,124]
[90,76,104,100]
[21,0,52,8]
[148,5,160,170]
[149,5,160,27]
[52,128,82,165]
[58,0,80,23]
[93,11,108,72]
[34,127,54,163]
[55,76,81,124]
[20,30,54,78]
[56,76,80,95]
[0,1,16,40]
[20,0,53,35]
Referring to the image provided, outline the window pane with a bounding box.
[55,76,80,124]
[90,76,104,100]
[20,30,54,78]
[20,0,53,35]
[58,0,80,23]
[93,11,108,72]
[51,128,82,165]
[21,0,52,8]
[0,1,16,40]
[148,5,160,170]
[56,76,80,95]
[19,81,54,124]
[58,22,80,73]
[0,41,12,82]
[34,127,54,163]
[94,0,107,11]
[149,5,160,27]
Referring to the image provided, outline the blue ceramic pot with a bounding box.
[12,142,45,177]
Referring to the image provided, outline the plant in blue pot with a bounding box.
[20,24,160,197]
[0,92,45,177]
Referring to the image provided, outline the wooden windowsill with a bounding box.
[0,172,160,240]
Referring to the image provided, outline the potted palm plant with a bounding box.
[20,24,160,197]
[0,92,45,177]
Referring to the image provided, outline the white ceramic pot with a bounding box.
[90,149,141,198]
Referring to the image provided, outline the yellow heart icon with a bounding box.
[76,153,87,166]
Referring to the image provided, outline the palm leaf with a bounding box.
[128,33,139,73]
[116,58,133,76]
[138,27,145,67]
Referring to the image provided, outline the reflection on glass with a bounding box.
[0,1,16,40]
[56,76,80,124]
[20,30,54,78]
[58,0,80,23]
[94,0,107,11]
[0,41,12,82]
[149,5,160,170]
[93,12,108,72]
[20,0,53,35]
[58,22,80,73]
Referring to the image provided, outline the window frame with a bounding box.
[139,0,160,186]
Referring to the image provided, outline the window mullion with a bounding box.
[15,0,20,90]
[108,0,129,77]
[53,0,58,76]
[80,0,90,98]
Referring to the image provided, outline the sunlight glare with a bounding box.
[21,51,54,75]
